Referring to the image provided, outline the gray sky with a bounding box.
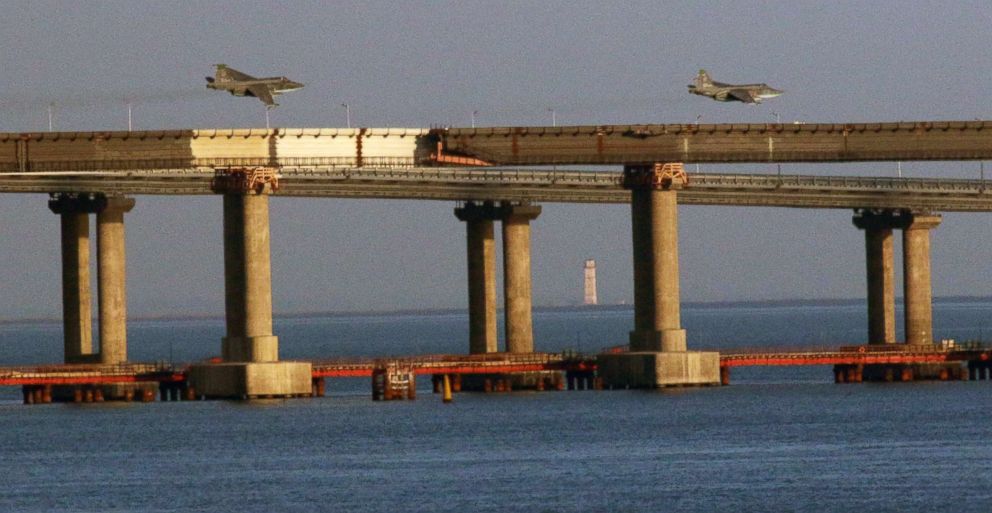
[1,1,991,319]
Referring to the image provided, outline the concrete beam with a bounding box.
[500,202,541,353]
[442,121,992,165]
[455,201,499,354]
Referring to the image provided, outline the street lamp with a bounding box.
[341,103,351,129]
[694,116,703,172]
[547,107,556,127]
[471,110,479,128]
[771,112,780,124]
[981,162,986,193]
[47,103,54,132]
[125,99,133,132]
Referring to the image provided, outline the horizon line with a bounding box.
[2,295,991,326]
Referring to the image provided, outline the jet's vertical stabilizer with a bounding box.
[695,69,713,87]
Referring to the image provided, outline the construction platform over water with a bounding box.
[4,342,991,405]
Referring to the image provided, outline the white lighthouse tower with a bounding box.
[583,259,598,305]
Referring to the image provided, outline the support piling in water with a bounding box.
[372,364,416,401]
[442,374,453,403]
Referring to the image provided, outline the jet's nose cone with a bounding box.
[759,88,783,99]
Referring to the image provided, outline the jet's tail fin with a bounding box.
[694,69,713,87]
[213,64,233,83]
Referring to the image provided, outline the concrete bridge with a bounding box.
[5,121,992,396]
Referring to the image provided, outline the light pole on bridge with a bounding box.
[341,103,351,129]
[124,98,133,132]
[695,115,703,173]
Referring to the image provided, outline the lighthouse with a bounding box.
[583,259,598,305]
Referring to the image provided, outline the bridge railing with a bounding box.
[0,362,172,380]
[5,165,990,194]
[281,168,991,193]
[310,352,569,369]
[719,342,992,358]
[690,174,989,192]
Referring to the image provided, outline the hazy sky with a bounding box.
[1,1,991,319]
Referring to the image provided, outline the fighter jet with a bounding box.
[205,64,304,108]
[687,69,783,104]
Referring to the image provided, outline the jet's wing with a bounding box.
[727,89,759,103]
[247,85,277,107]
[217,65,255,82]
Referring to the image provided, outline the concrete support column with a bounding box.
[500,202,541,353]
[626,165,686,352]
[852,209,900,345]
[49,194,102,363]
[598,164,719,388]
[222,193,278,362]
[96,196,135,365]
[455,201,499,354]
[189,172,310,400]
[903,212,941,346]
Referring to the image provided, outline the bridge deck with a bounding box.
[2,169,991,210]
[5,122,992,171]
[441,121,992,165]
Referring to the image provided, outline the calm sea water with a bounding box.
[2,301,992,512]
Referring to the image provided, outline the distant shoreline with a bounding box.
[2,295,991,326]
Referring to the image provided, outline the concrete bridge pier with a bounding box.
[854,209,949,382]
[852,209,900,345]
[599,164,719,388]
[903,212,941,346]
[455,201,499,354]
[499,202,541,353]
[189,177,311,399]
[96,196,135,364]
[219,193,279,363]
[49,194,103,364]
